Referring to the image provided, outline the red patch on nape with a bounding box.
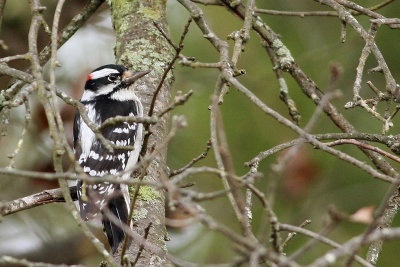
[86,74,92,82]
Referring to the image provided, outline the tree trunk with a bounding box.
[109,1,173,266]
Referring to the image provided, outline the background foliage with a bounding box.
[1,0,400,266]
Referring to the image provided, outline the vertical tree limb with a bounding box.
[108,1,173,265]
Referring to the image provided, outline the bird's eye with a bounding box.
[108,73,118,82]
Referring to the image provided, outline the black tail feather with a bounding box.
[102,195,129,253]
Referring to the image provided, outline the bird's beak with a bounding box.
[122,70,151,85]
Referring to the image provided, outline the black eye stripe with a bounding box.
[86,77,111,90]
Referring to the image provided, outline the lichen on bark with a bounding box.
[108,0,173,265]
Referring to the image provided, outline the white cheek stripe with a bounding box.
[96,84,115,96]
[90,68,119,79]
[81,90,95,101]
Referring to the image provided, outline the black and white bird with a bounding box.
[73,64,150,253]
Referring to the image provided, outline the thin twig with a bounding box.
[325,139,400,163]
[279,223,373,267]
[170,139,212,176]
[280,220,311,251]
[254,0,395,18]
[140,19,192,158]
[131,222,153,267]
[0,256,83,267]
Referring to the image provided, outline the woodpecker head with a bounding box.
[81,64,150,102]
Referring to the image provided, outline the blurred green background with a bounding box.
[1,0,400,266]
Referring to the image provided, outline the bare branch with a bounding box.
[1,186,77,216]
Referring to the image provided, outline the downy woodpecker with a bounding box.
[73,64,150,253]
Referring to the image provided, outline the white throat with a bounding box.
[110,88,140,102]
